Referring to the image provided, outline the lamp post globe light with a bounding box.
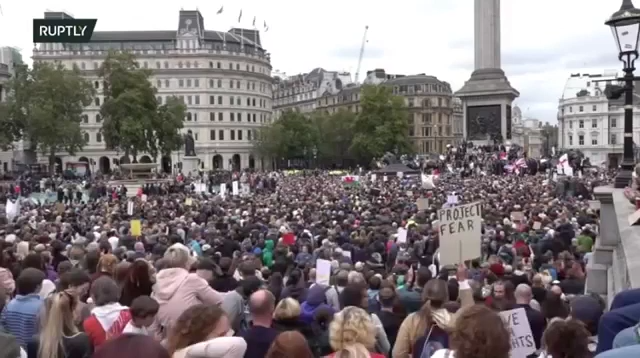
[607,0,640,188]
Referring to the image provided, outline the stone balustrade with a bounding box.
[586,186,640,306]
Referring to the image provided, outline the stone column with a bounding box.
[474,0,501,70]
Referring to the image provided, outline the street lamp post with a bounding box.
[607,0,640,188]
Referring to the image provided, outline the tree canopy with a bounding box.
[99,51,185,162]
[0,62,95,172]
[253,84,413,168]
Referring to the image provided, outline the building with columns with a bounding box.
[510,106,543,158]
[31,10,273,173]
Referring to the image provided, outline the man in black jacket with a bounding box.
[514,283,546,350]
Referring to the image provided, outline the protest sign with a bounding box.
[437,202,482,265]
[232,181,239,195]
[499,308,536,358]
[416,198,429,211]
[588,200,600,210]
[533,222,542,230]
[315,259,331,285]
[127,201,134,216]
[220,183,227,198]
[130,220,141,237]
[511,211,524,222]
[396,227,407,244]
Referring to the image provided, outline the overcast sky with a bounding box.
[0,0,626,124]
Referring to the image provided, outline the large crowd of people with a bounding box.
[0,150,637,358]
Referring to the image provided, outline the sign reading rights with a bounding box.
[33,19,97,43]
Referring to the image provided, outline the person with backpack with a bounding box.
[392,264,474,358]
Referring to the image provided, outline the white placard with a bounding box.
[437,202,482,265]
[5,199,20,221]
[396,227,407,243]
[127,201,134,216]
[371,174,377,182]
[447,195,458,205]
[564,167,574,177]
[383,175,388,182]
[315,259,331,285]
[141,194,148,202]
[397,171,403,178]
[556,164,564,174]
[499,308,536,358]
[220,183,227,198]
[232,181,239,195]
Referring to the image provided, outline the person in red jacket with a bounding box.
[83,276,132,348]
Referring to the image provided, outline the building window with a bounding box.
[187,96,192,105]
[230,80,234,89]
[578,120,584,128]
[157,96,162,104]
[592,118,597,128]
[217,62,221,69]
[579,106,584,112]
[209,79,214,88]
[165,79,169,87]
[230,97,235,105]
[592,137,598,145]
[186,113,192,121]
[578,135,584,145]
[96,114,101,122]
[218,96,222,105]
[96,133,102,142]
[209,112,214,121]
[95,97,100,106]
[218,113,223,121]
[219,130,224,140]
[178,62,183,68]
[194,79,199,87]
[230,130,235,140]
[186,79,192,87]
[611,133,617,144]
[194,133,198,140]
[229,63,233,70]
[195,96,200,105]
[156,62,161,69]
[569,135,573,146]
[217,79,222,87]
[179,79,184,87]
[237,113,242,122]
[164,61,169,68]
[143,62,148,68]
[592,105,597,111]
[230,113,235,121]
[156,80,161,88]
[83,132,90,143]
[210,130,215,140]
[611,117,617,127]
[248,130,252,141]
[569,106,573,113]
[238,130,243,140]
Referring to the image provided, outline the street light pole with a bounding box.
[606,0,640,188]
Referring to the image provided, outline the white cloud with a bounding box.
[0,0,626,124]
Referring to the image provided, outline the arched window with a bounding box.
[83,132,90,142]
[178,62,183,68]
[186,61,191,68]
[96,114,101,122]
[186,112,192,121]
[209,61,214,68]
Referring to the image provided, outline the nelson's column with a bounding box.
[455,0,519,145]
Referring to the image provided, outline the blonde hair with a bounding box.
[329,306,376,358]
[347,271,365,285]
[39,291,79,358]
[164,244,191,269]
[273,298,301,320]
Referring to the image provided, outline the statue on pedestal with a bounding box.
[184,130,196,157]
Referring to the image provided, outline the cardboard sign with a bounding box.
[588,200,601,210]
[406,191,413,197]
[511,211,525,222]
[499,308,536,358]
[55,202,65,214]
[437,202,482,265]
[185,198,193,206]
[416,198,430,211]
[315,259,331,285]
[533,222,542,230]
[127,201,134,216]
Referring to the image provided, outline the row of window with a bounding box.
[408,97,450,108]
[75,60,267,75]
[157,78,269,93]
[563,104,599,114]
[83,128,257,144]
[81,111,271,124]
[156,95,268,108]
[567,134,618,146]
[185,112,270,123]
[567,118,617,129]
[409,125,453,137]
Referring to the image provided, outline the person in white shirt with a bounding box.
[122,295,159,336]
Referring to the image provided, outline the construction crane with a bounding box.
[354,25,369,84]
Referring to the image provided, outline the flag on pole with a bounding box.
[341,175,360,187]
[238,10,242,23]
[216,6,223,14]
[263,20,269,32]
[252,16,256,27]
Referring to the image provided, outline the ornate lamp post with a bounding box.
[606,0,640,188]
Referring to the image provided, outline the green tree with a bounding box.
[310,110,356,166]
[350,84,413,163]
[253,110,314,161]
[99,51,184,162]
[1,62,95,173]
[149,96,186,162]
